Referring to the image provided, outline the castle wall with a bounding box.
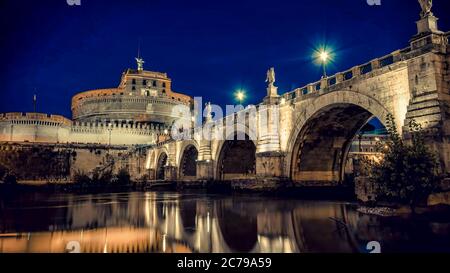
[72,95,189,125]
[0,114,165,146]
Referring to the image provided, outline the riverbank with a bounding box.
[357,204,450,220]
[356,191,450,218]
[0,180,357,201]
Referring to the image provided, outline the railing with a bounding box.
[281,46,412,101]
[0,112,72,126]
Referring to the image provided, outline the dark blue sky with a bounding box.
[0,0,449,119]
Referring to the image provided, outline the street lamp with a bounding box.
[235,90,246,105]
[319,49,330,78]
[314,47,333,78]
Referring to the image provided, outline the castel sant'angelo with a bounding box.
[0,58,193,146]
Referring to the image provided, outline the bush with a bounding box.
[73,170,91,186]
[116,168,131,185]
[366,114,439,209]
[4,173,17,185]
[0,164,7,181]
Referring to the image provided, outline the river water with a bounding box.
[0,191,449,253]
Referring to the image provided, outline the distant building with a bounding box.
[0,59,193,146]
[345,132,388,177]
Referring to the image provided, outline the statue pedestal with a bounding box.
[416,15,441,34]
[411,15,446,51]
[267,84,278,97]
[264,85,280,104]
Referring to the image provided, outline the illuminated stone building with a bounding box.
[0,59,193,146]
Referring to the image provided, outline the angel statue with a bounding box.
[205,102,213,122]
[418,0,433,18]
[266,67,276,86]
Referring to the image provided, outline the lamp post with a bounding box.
[319,50,330,78]
[235,90,246,105]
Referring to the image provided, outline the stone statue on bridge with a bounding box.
[418,0,433,18]
[266,67,276,86]
[205,102,213,123]
[265,67,279,100]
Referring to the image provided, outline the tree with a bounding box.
[367,114,439,210]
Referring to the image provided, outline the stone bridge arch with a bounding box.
[178,141,200,179]
[155,149,169,180]
[213,124,258,181]
[285,91,391,185]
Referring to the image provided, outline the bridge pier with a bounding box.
[164,165,178,181]
[255,152,285,178]
[196,160,214,181]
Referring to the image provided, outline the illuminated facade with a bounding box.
[0,60,193,146]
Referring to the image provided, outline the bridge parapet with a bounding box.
[281,47,414,103]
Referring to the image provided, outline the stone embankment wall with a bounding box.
[0,143,129,183]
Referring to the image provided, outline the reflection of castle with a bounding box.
[0,59,193,146]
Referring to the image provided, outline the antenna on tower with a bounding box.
[33,91,37,113]
[137,38,141,59]
[135,38,145,72]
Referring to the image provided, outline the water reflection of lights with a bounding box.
[207,212,210,233]
[3,192,445,253]
[162,234,167,253]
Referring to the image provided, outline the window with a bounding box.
[162,82,166,88]
[132,86,136,91]
[132,79,136,85]
[143,80,147,86]
[153,81,157,87]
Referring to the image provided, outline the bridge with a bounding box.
[132,12,449,188]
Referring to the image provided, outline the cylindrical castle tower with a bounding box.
[71,59,193,127]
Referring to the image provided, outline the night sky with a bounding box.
[0,0,449,119]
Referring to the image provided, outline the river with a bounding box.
[0,191,449,253]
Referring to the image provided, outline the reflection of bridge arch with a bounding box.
[179,143,199,179]
[156,152,168,180]
[286,91,390,184]
[215,133,256,181]
[289,203,360,253]
[216,203,258,252]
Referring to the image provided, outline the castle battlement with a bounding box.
[0,112,168,145]
[70,121,168,135]
[0,112,72,126]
